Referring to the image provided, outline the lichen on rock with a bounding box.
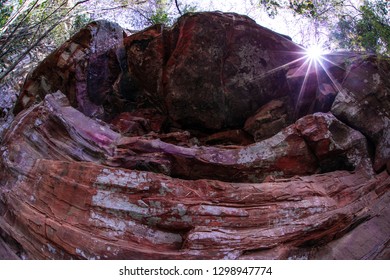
[1,12,389,260]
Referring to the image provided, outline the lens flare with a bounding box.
[249,44,345,121]
[306,45,324,61]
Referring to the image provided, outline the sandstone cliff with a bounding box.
[1,12,389,260]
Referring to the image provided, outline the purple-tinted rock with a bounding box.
[331,55,390,172]
[15,20,126,118]
[1,12,389,261]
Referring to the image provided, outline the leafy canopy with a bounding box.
[258,0,390,56]
[331,0,390,55]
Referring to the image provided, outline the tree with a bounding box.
[0,0,197,87]
[0,0,90,84]
[331,0,390,55]
[257,0,390,55]
[84,0,196,31]
[257,1,347,46]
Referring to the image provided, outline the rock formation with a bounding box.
[1,12,389,260]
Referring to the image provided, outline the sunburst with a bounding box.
[248,43,345,120]
[291,44,346,118]
[305,45,325,62]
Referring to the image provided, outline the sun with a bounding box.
[305,45,324,62]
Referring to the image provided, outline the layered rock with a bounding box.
[14,20,126,118]
[0,86,16,141]
[2,12,390,260]
[1,159,389,260]
[244,99,292,141]
[16,13,304,131]
[2,89,388,260]
[160,12,301,130]
[331,55,390,172]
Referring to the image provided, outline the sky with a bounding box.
[186,0,303,43]
[182,0,365,44]
[88,0,364,50]
[184,0,332,48]
[88,0,311,45]
[191,0,288,30]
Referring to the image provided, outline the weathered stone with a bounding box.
[286,60,319,118]
[201,129,254,146]
[124,12,303,131]
[14,20,126,118]
[124,24,167,112]
[313,83,338,113]
[295,112,373,174]
[0,157,388,259]
[114,125,317,182]
[286,52,348,118]
[167,13,303,130]
[1,12,390,260]
[110,112,151,136]
[311,189,390,260]
[2,91,120,175]
[0,235,20,260]
[244,99,292,141]
[155,131,192,146]
[121,108,167,133]
[331,55,390,172]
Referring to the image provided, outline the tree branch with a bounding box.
[174,0,182,15]
[0,0,35,35]
[0,0,90,83]
[0,0,40,54]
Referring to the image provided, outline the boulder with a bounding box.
[14,20,126,118]
[295,112,373,174]
[110,112,152,136]
[244,99,292,141]
[286,52,350,119]
[125,12,303,130]
[1,90,387,260]
[0,235,19,260]
[313,82,338,113]
[331,55,390,172]
[114,125,318,182]
[312,188,390,260]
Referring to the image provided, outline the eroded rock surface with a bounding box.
[331,55,390,172]
[2,12,390,260]
[14,20,125,119]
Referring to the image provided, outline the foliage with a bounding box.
[289,0,316,17]
[0,0,13,27]
[259,0,281,17]
[331,0,390,55]
[72,13,91,33]
[145,0,172,25]
[150,8,170,25]
[0,0,197,86]
[80,0,197,31]
[126,0,197,28]
[257,0,390,55]
[0,0,89,84]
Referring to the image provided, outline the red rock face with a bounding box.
[124,12,303,130]
[244,99,292,142]
[2,12,390,260]
[165,13,303,130]
[14,21,126,119]
[331,55,390,172]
